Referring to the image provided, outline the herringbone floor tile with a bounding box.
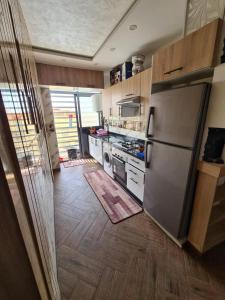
[54,164,225,300]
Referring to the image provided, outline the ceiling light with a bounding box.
[110,47,116,52]
[129,24,137,31]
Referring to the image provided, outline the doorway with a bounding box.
[50,90,101,162]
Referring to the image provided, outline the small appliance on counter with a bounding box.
[203,128,225,163]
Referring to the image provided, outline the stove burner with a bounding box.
[113,140,141,151]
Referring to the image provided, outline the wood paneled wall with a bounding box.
[36,63,104,88]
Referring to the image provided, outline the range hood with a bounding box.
[117,96,140,107]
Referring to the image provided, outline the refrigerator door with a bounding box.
[143,141,193,238]
[146,84,209,148]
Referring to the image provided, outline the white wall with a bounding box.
[201,64,225,160]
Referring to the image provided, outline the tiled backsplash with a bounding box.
[109,126,146,140]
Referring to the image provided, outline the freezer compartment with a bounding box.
[143,141,193,238]
[146,83,210,148]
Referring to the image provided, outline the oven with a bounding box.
[112,155,127,187]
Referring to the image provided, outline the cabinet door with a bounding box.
[152,47,168,83]
[88,136,95,157]
[126,163,145,201]
[141,68,152,120]
[95,139,103,165]
[152,19,222,84]
[111,83,121,117]
[184,19,222,74]
[163,39,184,80]
[152,39,184,83]
[121,73,141,98]
[102,87,112,119]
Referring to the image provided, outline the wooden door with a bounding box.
[102,87,112,119]
[140,68,152,120]
[121,73,141,98]
[111,82,122,117]
[184,19,222,74]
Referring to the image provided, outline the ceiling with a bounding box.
[19,0,187,70]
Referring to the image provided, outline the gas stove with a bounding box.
[112,140,145,161]
[112,140,140,151]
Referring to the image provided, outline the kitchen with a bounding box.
[1,0,225,300]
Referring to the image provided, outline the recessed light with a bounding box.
[129,24,137,31]
[110,47,116,52]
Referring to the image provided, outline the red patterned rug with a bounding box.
[84,169,143,224]
[63,159,97,168]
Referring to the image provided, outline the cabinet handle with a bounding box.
[125,93,134,97]
[21,91,30,125]
[164,66,183,75]
[130,178,138,184]
[131,158,139,164]
[109,107,112,116]
[9,53,29,134]
[129,169,137,175]
[8,3,29,97]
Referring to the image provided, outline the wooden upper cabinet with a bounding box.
[163,39,185,80]
[102,70,151,119]
[102,87,112,119]
[111,82,122,117]
[36,63,104,88]
[140,68,152,118]
[121,73,141,98]
[183,19,222,74]
[152,19,223,84]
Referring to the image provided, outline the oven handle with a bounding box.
[112,155,125,164]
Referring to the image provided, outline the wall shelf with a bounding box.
[188,161,225,253]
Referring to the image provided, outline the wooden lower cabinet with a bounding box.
[188,161,225,253]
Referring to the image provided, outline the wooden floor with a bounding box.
[54,163,225,300]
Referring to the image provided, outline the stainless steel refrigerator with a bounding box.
[144,83,211,242]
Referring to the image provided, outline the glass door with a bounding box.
[50,90,101,161]
[50,91,80,161]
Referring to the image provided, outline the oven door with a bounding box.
[112,155,126,184]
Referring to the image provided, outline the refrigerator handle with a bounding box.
[145,141,152,169]
[146,107,155,138]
